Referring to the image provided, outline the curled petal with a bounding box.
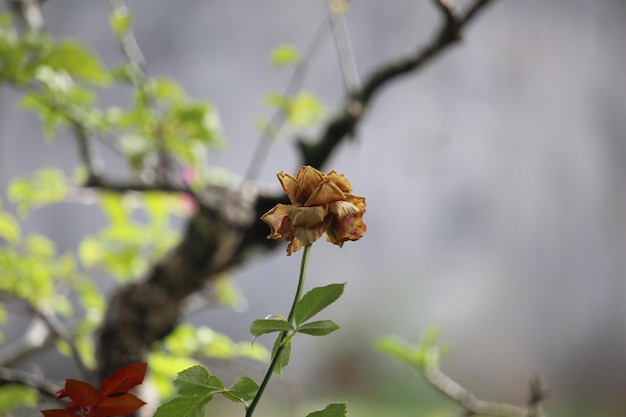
[261,204,293,240]
[329,200,360,218]
[327,211,367,246]
[277,172,299,204]
[288,205,329,228]
[326,170,352,193]
[295,166,326,203]
[305,180,345,206]
[294,217,332,247]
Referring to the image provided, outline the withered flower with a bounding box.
[261,166,366,255]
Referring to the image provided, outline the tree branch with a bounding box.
[0,367,61,399]
[298,0,497,169]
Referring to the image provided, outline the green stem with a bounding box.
[246,245,312,417]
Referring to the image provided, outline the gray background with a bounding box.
[1,0,625,413]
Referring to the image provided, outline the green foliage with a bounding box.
[306,403,348,417]
[153,366,259,417]
[149,323,269,398]
[0,384,39,414]
[375,327,452,371]
[38,40,110,85]
[250,317,293,337]
[270,44,300,67]
[264,91,325,128]
[8,168,67,216]
[295,283,345,326]
[110,9,133,38]
[78,192,181,281]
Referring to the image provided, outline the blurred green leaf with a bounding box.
[7,168,67,216]
[148,352,200,399]
[0,384,39,414]
[294,283,345,326]
[0,211,20,245]
[287,92,325,127]
[40,40,110,85]
[78,237,104,267]
[25,234,55,257]
[110,9,133,38]
[270,44,300,67]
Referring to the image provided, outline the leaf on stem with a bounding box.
[294,283,345,326]
[250,318,294,337]
[297,320,340,336]
[222,376,259,403]
[306,402,348,417]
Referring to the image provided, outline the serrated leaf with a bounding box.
[174,366,224,396]
[297,320,340,336]
[153,394,212,417]
[306,402,348,417]
[271,338,291,376]
[294,283,345,326]
[222,376,259,403]
[249,318,293,337]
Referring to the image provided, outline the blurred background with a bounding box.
[1,0,625,416]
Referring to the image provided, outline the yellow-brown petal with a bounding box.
[305,180,345,207]
[294,216,332,247]
[288,205,329,228]
[261,204,293,240]
[295,166,326,203]
[277,172,299,204]
[326,170,352,193]
[327,211,366,246]
[328,200,359,218]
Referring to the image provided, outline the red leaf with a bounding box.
[100,362,147,397]
[96,393,146,416]
[41,409,80,417]
[64,379,101,408]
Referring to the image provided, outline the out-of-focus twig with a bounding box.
[326,0,361,93]
[298,0,498,169]
[0,367,61,399]
[243,15,330,182]
[426,366,550,417]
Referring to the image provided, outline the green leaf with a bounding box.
[270,44,300,67]
[375,336,420,368]
[173,366,224,396]
[294,283,345,326]
[297,320,340,336]
[0,211,20,245]
[306,403,348,417]
[8,168,67,215]
[78,237,104,267]
[0,384,39,414]
[40,40,110,85]
[222,376,259,403]
[153,395,211,417]
[287,92,325,127]
[272,339,291,377]
[110,9,133,38]
[249,318,293,337]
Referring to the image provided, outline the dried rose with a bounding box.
[261,166,366,255]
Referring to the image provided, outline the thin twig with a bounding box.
[298,0,498,169]
[424,367,530,417]
[107,0,147,78]
[0,367,62,399]
[326,0,361,93]
[243,15,331,182]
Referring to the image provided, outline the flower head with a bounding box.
[261,166,366,255]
